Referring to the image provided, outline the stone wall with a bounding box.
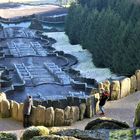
[0,92,98,126]
[95,69,140,101]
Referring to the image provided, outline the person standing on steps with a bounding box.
[99,88,109,115]
[23,95,33,128]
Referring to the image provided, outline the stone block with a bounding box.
[11,100,19,120]
[103,80,110,92]
[130,75,137,93]
[136,70,140,91]
[94,93,100,114]
[29,106,36,125]
[120,78,131,98]
[0,92,6,112]
[79,103,86,120]
[85,97,93,118]
[64,106,73,125]
[54,108,64,126]
[1,99,10,118]
[36,105,46,125]
[45,107,54,127]
[18,103,24,121]
[71,106,80,122]
[110,81,120,100]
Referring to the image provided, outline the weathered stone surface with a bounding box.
[120,78,131,98]
[85,97,93,118]
[71,106,80,122]
[110,81,120,100]
[36,105,46,125]
[64,106,73,126]
[79,103,86,120]
[22,126,49,140]
[134,101,140,127]
[136,70,140,91]
[11,100,19,120]
[103,80,110,92]
[29,106,37,125]
[130,75,137,93]
[0,92,6,112]
[94,93,100,114]
[1,99,10,118]
[45,107,54,127]
[109,129,133,140]
[18,103,24,121]
[85,117,130,130]
[98,82,104,92]
[54,108,64,126]
[55,129,108,140]
[32,135,79,140]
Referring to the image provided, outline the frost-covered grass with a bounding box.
[44,32,115,82]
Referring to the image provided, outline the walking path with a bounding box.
[0,91,140,139]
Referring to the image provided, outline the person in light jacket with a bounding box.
[23,95,33,128]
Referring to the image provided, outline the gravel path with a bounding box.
[0,91,140,139]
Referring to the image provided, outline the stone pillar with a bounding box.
[29,106,36,125]
[36,105,46,125]
[110,81,121,100]
[85,97,93,118]
[45,107,54,127]
[64,106,73,125]
[71,106,80,122]
[79,103,86,120]
[54,108,64,126]
[135,70,140,91]
[120,78,131,98]
[98,82,104,92]
[11,100,19,120]
[130,75,137,93]
[103,80,110,92]
[0,92,6,113]
[18,103,24,121]
[1,99,11,118]
[94,93,100,114]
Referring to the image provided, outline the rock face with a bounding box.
[110,81,120,100]
[120,78,131,98]
[54,108,64,126]
[85,117,130,130]
[134,101,140,127]
[45,107,54,127]
[29,19,43,30]
[1,99,11,118]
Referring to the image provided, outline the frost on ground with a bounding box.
[44,32,115,82]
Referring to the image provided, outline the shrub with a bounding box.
[0,132,17,140]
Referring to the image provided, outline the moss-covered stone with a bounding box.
[109,129,133,140]
[0,132,17,140]
[22,126,49,140]
[85,117,130,130]
[134,102,140,127]
[31,135,79,140]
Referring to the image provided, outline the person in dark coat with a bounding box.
[23,95,33,128]
[99,88,109,115]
